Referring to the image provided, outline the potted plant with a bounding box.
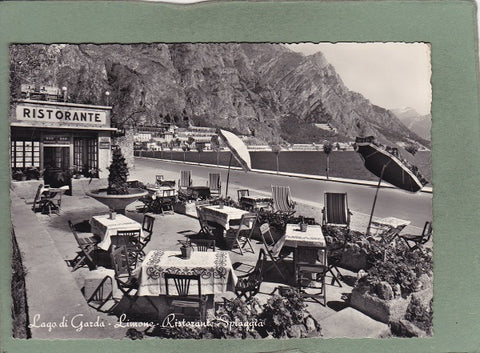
[12,169,26,181]
[86,147,147,214]
[179,240,193,259]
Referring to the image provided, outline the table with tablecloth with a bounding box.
[137,250,237,296]
[200,205,251,230]
[90,214,143,251]
[273,223,327,265]
[147,186,178,198]
[240,196,272,211]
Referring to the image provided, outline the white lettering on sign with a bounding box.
[16,105,107,126]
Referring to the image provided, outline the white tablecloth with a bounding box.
[200,205,250,230]
[137,250,237,296]
[90,214,143,251]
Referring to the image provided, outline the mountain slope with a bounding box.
[9,43,428,147]
[392,107,431,140]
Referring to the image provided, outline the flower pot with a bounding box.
[86,188,148,214]
[300,223,308,232]
[180,246,192,259]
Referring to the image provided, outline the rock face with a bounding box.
[392,107,431,141]
[10,43,428,147]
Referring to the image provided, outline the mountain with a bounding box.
[391,107,431,141]
[9,43,429,147]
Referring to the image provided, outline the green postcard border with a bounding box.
[1,0,479,352]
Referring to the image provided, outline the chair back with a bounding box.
[165,273,201,297]
[259,223,276,248]
[110,246,132,278]
[421,221,433,244]
[68,220,84,248]
[208,173,221,190]
[271,185,294,212]
[323,192,350,227]
[155,175,164,187]
[142,215,155,235]
[196,206,214,236]
[195,239,216,252]
[179,170,192,188]
[113,229,141,248]
[32,184,47,211]
[162,188,176,197]
[237,189,250,202]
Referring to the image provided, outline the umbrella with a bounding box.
[354,136,428,234]
[216,129,251,197]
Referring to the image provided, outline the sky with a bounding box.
[285,43,432,116]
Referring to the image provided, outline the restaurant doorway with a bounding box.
[43,146,70,170]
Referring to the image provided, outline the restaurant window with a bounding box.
[11,139,40,169]
[73,137,98,174]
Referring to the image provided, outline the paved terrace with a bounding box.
[10,167,428,339]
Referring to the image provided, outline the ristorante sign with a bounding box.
[15,105,107,126]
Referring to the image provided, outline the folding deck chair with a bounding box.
[271,185,296,217]
[322,192,352,287]
[178,170,192,191]
[208,173,221,197]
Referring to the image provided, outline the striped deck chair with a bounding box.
[322,192,352,231]
[178,170,192,191]
[208,173,221,197]
[271,185,296,217]
[322,192,352,287]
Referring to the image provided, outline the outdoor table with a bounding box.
[370,217,411,242]
[200,205,251,230]
[240,195,272,211]
[90,214,143,251]
[40,187,67,215]
[147,186,178,198]
[187,186,211,200]
[137,250,238,296]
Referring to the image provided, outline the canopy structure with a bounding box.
[216,129,251,197]
[354,136,428,233]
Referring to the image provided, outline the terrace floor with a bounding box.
[11,165,430,339]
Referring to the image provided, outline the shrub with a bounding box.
[258,288,308,338]
[358,242,433,297]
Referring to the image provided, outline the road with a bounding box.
[131,157,432,229]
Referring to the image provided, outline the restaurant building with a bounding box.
[10,85,116,180]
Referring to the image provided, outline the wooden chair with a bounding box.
[32,184,48,213]
[110,246,140,311]
[228,213,257,255]
[271,185,296,217]
[234,249,266,301]
[259,223,288,282]
[68,220,99,271]
[196,206,216,237]
[237,189,250,202]
[194,239,216,252]
[159,188,176,215]
[178,170,192,191]
[208,173,221,197]
[85,275,114,313]
[140,215,155,250]
[111,230,144,267]
[164,273,207,321]
[155,174,164,187]
[295,247,327,306]
[399,221,432,250]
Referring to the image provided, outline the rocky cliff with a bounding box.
[9,43,428,147]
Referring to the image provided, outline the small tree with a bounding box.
[323,140,333,179]
[196,142,205,164]
[211,135,221,166]
[181,143,189,162]
[107,147,129,195]
[270,143,282,174]
[168,140,174,161]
